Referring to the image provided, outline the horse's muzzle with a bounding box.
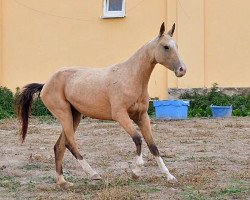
[175,66,186,77]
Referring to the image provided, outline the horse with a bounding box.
[15,22,186,189]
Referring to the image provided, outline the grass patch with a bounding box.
[0,175,21,192]
[39,175,56,184]
[21,163,41,170]
[210,184,249,199]
[185,187,209,200]
[27,180,36,192]
[36,115,57,124]
[94,186,139,200]
[64,176,161,199]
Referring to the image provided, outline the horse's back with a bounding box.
[41,67,113,120]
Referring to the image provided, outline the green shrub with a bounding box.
[180,83,250,117]
[231,94,250,116]
[1,84,249,120]
[15,87,51,117]
[0,87,14,119]
[148,97,158,117]
[31,98,51,116]
[0,86,51,120]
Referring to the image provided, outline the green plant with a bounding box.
[0,175,21,192]
[0,87,15,119]
[180,83,250,117]
[210,183,248,199]
[0,85,52,120]
[31,98,52,116]
[14,87,51,117]
[148,97,159,117]
[231,94,250,116]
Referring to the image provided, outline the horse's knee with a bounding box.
[132,134,142,155]
[149,144,160,157]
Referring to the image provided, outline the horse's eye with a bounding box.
[164,45,170,50]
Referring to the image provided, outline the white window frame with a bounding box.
[102,0,126,18]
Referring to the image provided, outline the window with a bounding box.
[102,0,125,18]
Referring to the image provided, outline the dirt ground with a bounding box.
[0,117,249,200]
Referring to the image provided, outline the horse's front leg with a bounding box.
[137,112,177,182]
[112,110,144,178]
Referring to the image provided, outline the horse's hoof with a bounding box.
[56,181,74,189]
[91,174,102,180]
[167,175,178,183]
[131,170,140,180]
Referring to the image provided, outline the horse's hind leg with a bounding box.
[67,107,102,180]
[54,131,69,188]
[54,106,82,188]
[49,103,100,188]
[136,112,177,182]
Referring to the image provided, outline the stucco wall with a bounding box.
[1,0,250,99]
[167,0,250,89]
[0,0,168,99]
[205,0,250,87]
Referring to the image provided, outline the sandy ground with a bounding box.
[0,117,249,200]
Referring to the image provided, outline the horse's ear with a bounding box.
[159,22,165,37]
[167,23,175,37]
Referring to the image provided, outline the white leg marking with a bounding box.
[56,173,66,184]
[132,154,144,177]
[56,173,73,188]
[155,156,177,182]
[136,154,144,166]
[78,159,97,178]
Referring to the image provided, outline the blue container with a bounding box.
[210,105,232,118]
[153,100,190,119]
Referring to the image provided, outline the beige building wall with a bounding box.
[1,0,250,100]
[167,0,205,88]
[205,0,250,87]
[0,0,168,99]
[167,0,250,89]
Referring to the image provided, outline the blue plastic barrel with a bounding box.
[153,100,190,119]
[210,105,232,118]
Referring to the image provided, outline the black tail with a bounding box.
[14,83,44,143]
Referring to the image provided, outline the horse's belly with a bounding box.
[68,95,112,120]
[77,104,112,120]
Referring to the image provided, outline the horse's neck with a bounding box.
[123,40,157,87]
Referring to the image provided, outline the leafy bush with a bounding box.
[148,97,159,117]
[1,84,249,120]
[0,87,15,119]
[31,98,51,116]
[0,86,51,120]
[15,87,51,117]
[180,84,250,117]
[231,94,250,116]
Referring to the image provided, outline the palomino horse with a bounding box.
[15,23,186,188]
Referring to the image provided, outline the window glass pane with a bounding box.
[108,0,123,11]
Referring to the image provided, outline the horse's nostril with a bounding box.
[179,67,184,72]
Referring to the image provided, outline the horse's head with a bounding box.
[154,22,186,77]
